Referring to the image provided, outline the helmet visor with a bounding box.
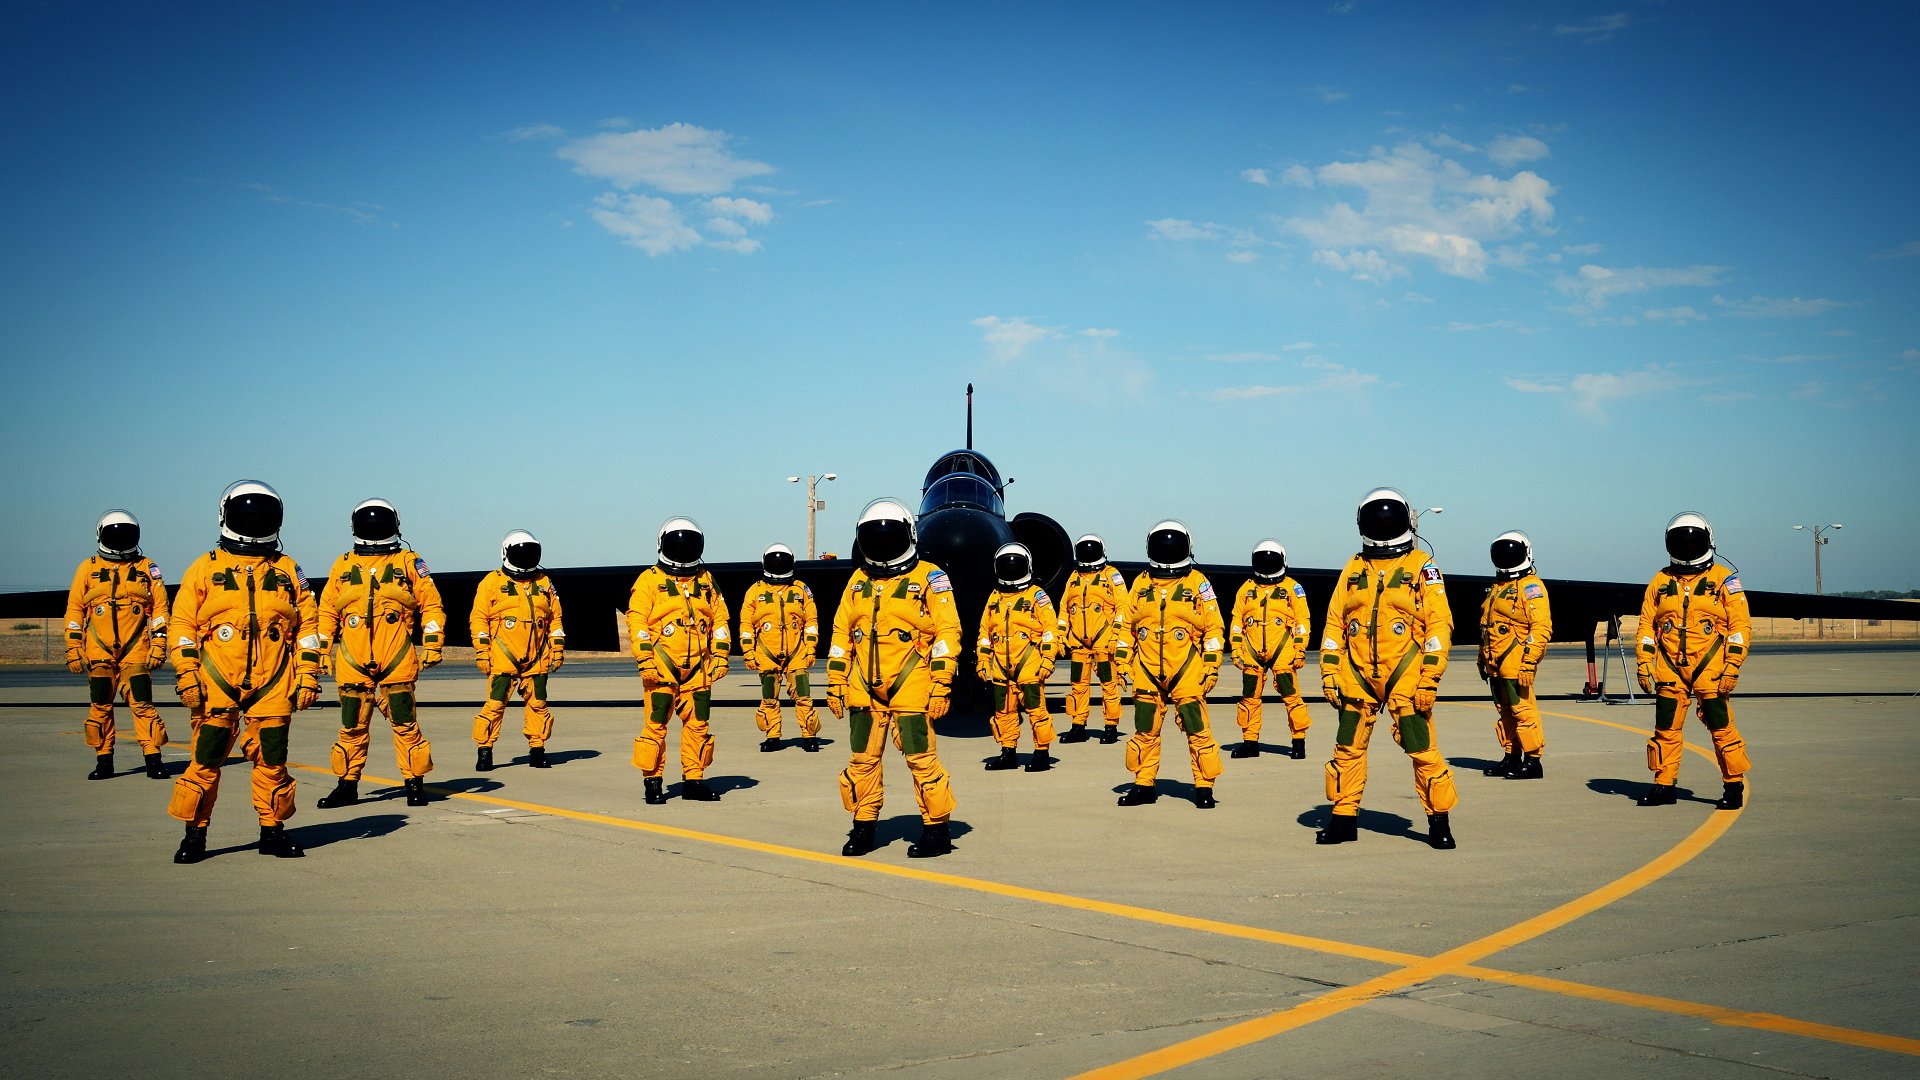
[857,519,912,565]
[1074,538,1105,565]
[994,550,1031,585]
[98,522,140,553]
[660,529,704,566]
[1358,498,1411,544]
[352,504,399,542]
[1251,549,1285,577]
[1666,526,1711,564]
[1490,538,1530,572]
[504,541,542,572]
[224,493,283,540]
[763,549,795,577]
[1147,528,1189,566]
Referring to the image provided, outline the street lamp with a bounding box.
[787,473,837,559]
[1792,522,1843,639]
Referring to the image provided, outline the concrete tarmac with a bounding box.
[2,648,1916,1078]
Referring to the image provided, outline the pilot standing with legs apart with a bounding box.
[1056,535,1129,745]
[167,481,320,863]
[628,518,731,804]
[1229,539,1313,760]
[314,499,444,809]
[1636,513,1752,810]
[470,531,566,771]
[1317,488,1458,849]
[1116,520,1227,810]
[978,543,1060,773]
[739,544,821,753]
[827,499,962,858]
[1479,531,1550,780]
[66,511,173,781]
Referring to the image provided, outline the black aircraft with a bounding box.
[5,387,1911,701]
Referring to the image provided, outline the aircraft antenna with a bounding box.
[966,383,973,449]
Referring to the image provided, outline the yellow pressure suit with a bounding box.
[978,583,1059,752]
[1636,564,1752,786]
[1479,573,1551,766]
[1229,576,1313,746]
[470,569,566,751]
[317,550,443,782]
[66,554,171,763]
[627,567,731,782]
[1320,550,1458,818]
[738,578,819,743]
[1121,569,1226,791]
[1057,566,1129,737]
[168,551,320,826]
[825,561,961,825]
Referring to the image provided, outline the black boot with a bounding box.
[1316,812,1359,845]
[1483,751,1521,777]
[1290,738,1306,760]
[1059,725,1089,744]
[1024,747,1054,772]
[1427,812,1457,850]
[682,778,720,802]
[802,737,820,753]
[316,779,360,808]
[173,825,208,864]
[1192,786,1217,809]
[1510,755,1543,780]
[643,776,667,805]
[841,820,878,857]
[1117,784,1158,806]
[528,746,550,769]
[984,747,1019,771]
[760,737,781,753]
[1715,781,1745,810]
[475,746,494,772]
[1637,783,1677,806]
[404,777,428,807]
[907,821,952,858]
[1099,727,1120,744]
[144,752,166,779]
[1231,742,1259,759]
[258,824,305,858]
[87,752,113,780]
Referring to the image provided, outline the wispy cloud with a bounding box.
[1301,85,1350,103]
[1191,356,1381,400]
[972,316,1064,361]
[1486,134,1550,168]
[559,123,774,194]
[497,123,566,142]
[589,193,702,255]
[1871,240,1920,260]
[1552,263,1730,313]
[1643,305,1707,323]
[1555,13,1632,42]
[1445,320,1542,334]
[1505,364,1685,414]
[1241,168,1271,186]
[1711,294,1845,318]
[209,179,397,227]
[971,317,1150,399]
[530,122,780,255]
[1145,218,1259,245]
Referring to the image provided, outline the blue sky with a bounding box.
[3,1,1915,596]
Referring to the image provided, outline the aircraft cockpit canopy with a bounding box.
[920,450,1005,517]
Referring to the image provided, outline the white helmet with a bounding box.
[762,543,796,582]
[1251,539,1287,583]
[994,542,1034,589]
[96,510,141,560]
[1146,519,1193,573]
[855,498,917,575]
[1356,487,1414,555]
[501,529,542,576]
[1489,530,1534,578]
[1074,534,1106,570]
[657,516,705,573]
[1665,512,1714,570]
[219,480,283,554]
[351,498,402,553]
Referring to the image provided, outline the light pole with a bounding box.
[787,473,837,559]
[1792,522,1842,639]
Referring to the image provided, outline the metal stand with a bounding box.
[1597,615,1647,705]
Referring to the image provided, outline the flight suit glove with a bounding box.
[175,672,204,710]
[1321,675,1341,709]
[549,639,566,671]
[148,635,169,669]
[294,672,320,711]
[705,656,727,683]
[420,646,442,669]
[66,648,84,674]
[474,637,492,675]
[1718,672,1739,696]
[1517,667,1535,693]
[1200,670,1219,697]
[1412,685,1438,714]
[319,645,333,677]
[826,685,846,719]
[927,684,952,721]
[1636,665,1652,695]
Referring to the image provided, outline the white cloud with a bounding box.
[1561,242,1604,256]
[1486,135,1550,168]
[1711,294,1845,318]
[498,123,566,142]
[1872,240,1920,259]
[589,193,702,256]
[1192,357,1380,400]
[1556,13,1632,42]
[1301,86,1350,103]
[1282,141,1556,282]
[701,196,774,224]
[1552,263,1730,313]
[1430,134,1477,154]
[559,123,774,195]
[1226,251,1259,264]
[1445,320,1541,334]
[1280,165,1315,188]
[1146,218,1258,244]
[1241,168,1271,186]
[1644,306,1707,323]
[1080,327,1119,339]
[1506,365,1685,414]
[597,116,635,130]
[972,316,1063,361]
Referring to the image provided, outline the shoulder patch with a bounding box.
[1725,576,1744,594]
[149,564,164,582]
[1197,581,1216,603]
[1421,564,1443,585]
[928,569,952,594]
[1524,582,1544,599]
[414,559,430,577]
[1034,588,1051,608]
[1292,582,1305,597]
[294,565,310,590]
[1108,570,1125,588]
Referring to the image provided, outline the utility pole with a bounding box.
[788,473,837,559]
[1792,523,1843,639]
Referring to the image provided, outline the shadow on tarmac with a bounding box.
[1587,777,1711,805]
[429,776,507,795]
[283,812,408,853]
[1295,804,1420,842]
[1449,754,1506,773]
[696,775,760,798]
[869,813,973,851]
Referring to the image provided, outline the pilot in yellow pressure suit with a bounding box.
[1230,539,1313,761]
[1317,488,1458,850]
[628,517,731,805]
[1636,512,1752,810]
[1479,531,1551,780]
[168,481,320,863]
[739,544,820,753]
[1056,535,1129,745]
[826,499,961,859]
[978,543,1059,773]
[470,530,565,771]
[66,510,172,781]
[1116,520,1226,810]
[314,499,444,809]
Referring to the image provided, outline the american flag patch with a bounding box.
[1197,581,1215,603]
[928,570,952,594]
[1726,576,1743,594]
[1525,583,1544,599]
